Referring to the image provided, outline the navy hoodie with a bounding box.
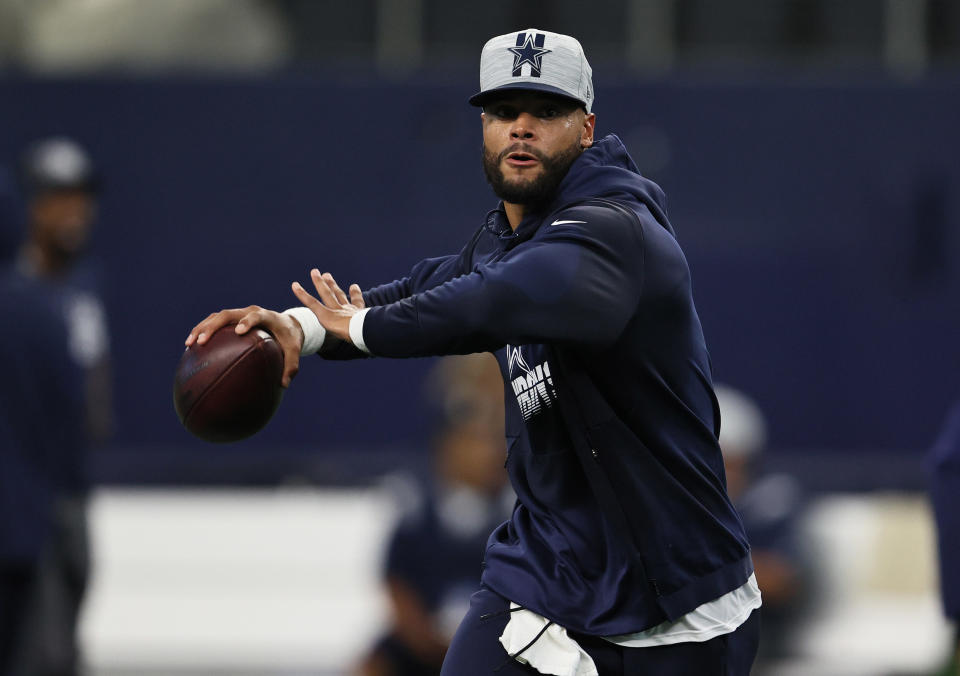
[337,134,753,635]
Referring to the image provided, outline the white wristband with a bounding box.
[282,307,326,355]
[349,308,372,355]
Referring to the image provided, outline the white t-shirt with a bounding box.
[499,575,762,676]
[603,573,762,647]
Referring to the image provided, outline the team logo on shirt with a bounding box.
[508,32,551,78]
[507,345,557,421]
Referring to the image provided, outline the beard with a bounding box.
[482,137,582,208]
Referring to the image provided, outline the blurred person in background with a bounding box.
[715,384,810,672]
[929,401,960,675]
[356,353,512,676]
[0,137,112,676]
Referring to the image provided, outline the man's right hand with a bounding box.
[185,306,305,387]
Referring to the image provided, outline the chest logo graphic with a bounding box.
[507,345,557,421]
[508,32,551,78]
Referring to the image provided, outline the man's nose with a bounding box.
[510,112,537,140]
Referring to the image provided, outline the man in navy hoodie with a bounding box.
[188,29,760,675]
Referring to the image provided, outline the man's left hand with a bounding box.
[291,269,364,343]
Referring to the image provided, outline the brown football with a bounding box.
[173,324,284,443]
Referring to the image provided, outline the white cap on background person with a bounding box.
[715,384,768,459]
[21,137,99,195]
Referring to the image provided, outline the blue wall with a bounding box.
[2,73,958,481]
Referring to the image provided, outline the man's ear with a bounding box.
[581,112,596,148]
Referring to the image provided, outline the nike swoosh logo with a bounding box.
[550,219,587,226]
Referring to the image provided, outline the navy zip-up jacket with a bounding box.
[335,134,752,635]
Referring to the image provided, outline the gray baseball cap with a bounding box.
[469,29,594,113]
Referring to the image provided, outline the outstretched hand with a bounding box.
[291,269,365,342]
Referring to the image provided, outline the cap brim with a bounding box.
[468,82,586,109]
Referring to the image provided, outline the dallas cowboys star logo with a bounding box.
[508,32,551,77]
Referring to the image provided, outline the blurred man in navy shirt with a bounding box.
[0,137,111,676]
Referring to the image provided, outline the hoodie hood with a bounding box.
[487,134,674,246]
[554,134,668,225]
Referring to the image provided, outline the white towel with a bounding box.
[498,604,599,676]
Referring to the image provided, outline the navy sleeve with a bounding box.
[364,255,465,306]
[363,227,485,307]
[319,231,482,361]
[362,204,646,358]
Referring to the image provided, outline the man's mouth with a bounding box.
[504,151,540,168]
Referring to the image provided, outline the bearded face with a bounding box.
[478,92,593,212]
[481,136,583,208]
[30,189,97,265]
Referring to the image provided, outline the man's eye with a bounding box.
[539,108,560,118]
[489,106,516,118]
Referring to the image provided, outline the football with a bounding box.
[173,324,284,443]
